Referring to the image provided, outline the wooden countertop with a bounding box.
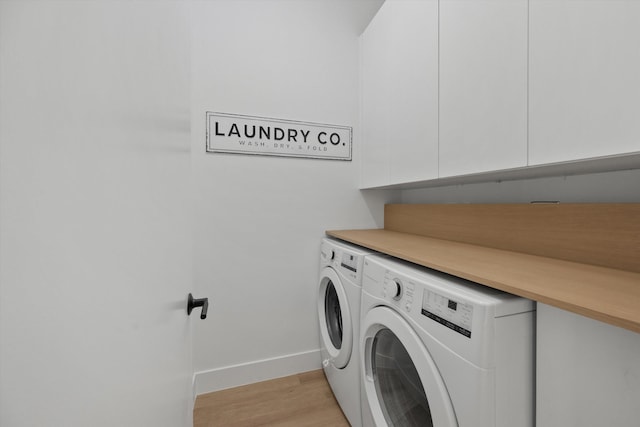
[326,228,640,334]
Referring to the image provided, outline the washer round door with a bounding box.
[318,266,353,369]
[362,306,458,427]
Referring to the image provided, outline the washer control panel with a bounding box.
[320,240,366,282]
[340,252,359,273]
[421,290,474,338]
[403,282,415,312]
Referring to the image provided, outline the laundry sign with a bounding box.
[206,112,352,161]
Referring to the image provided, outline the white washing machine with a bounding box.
[318,237,375,427]
[360,255,535,427]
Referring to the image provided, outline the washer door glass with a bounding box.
[373,328,432,426]
[318,267,352,368]
[325,280,343,349]
[362,306,457,427]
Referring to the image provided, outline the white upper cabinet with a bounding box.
[529,0,640,165]
[439,0,528,177]
[361,0,438,188]
[361,1,393,188]
[388,0,439,185]
[361,0,640,188]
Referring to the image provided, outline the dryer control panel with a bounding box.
[421,290,474,338]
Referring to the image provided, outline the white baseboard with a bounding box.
[194,349,322,396]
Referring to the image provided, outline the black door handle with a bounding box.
[187,293,209,319]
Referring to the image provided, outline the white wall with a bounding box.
[190,0,392,393]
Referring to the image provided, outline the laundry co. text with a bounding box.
[214,122,342,146]
[206,112,352,161]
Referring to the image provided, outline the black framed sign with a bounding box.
[206,112,352,161]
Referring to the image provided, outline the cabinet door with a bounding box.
[439,0,528,177]
[387,0,438,185]
[537,304,640,426]
[361,1,393,188]
[361,0,438,188]
[529,0,640,165]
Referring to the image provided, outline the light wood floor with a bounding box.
[194,370,351,427]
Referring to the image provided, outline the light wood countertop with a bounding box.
[326,228,640,334]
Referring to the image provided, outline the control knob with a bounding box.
[390,279,402,300]
[322,248,335,261]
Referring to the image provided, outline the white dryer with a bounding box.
[318,237,375,427]
[360,255,535,427]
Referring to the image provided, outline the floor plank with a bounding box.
[194,370,350,427]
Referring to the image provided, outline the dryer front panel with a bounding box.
[362,306,458,427]
[318,267,353,369]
